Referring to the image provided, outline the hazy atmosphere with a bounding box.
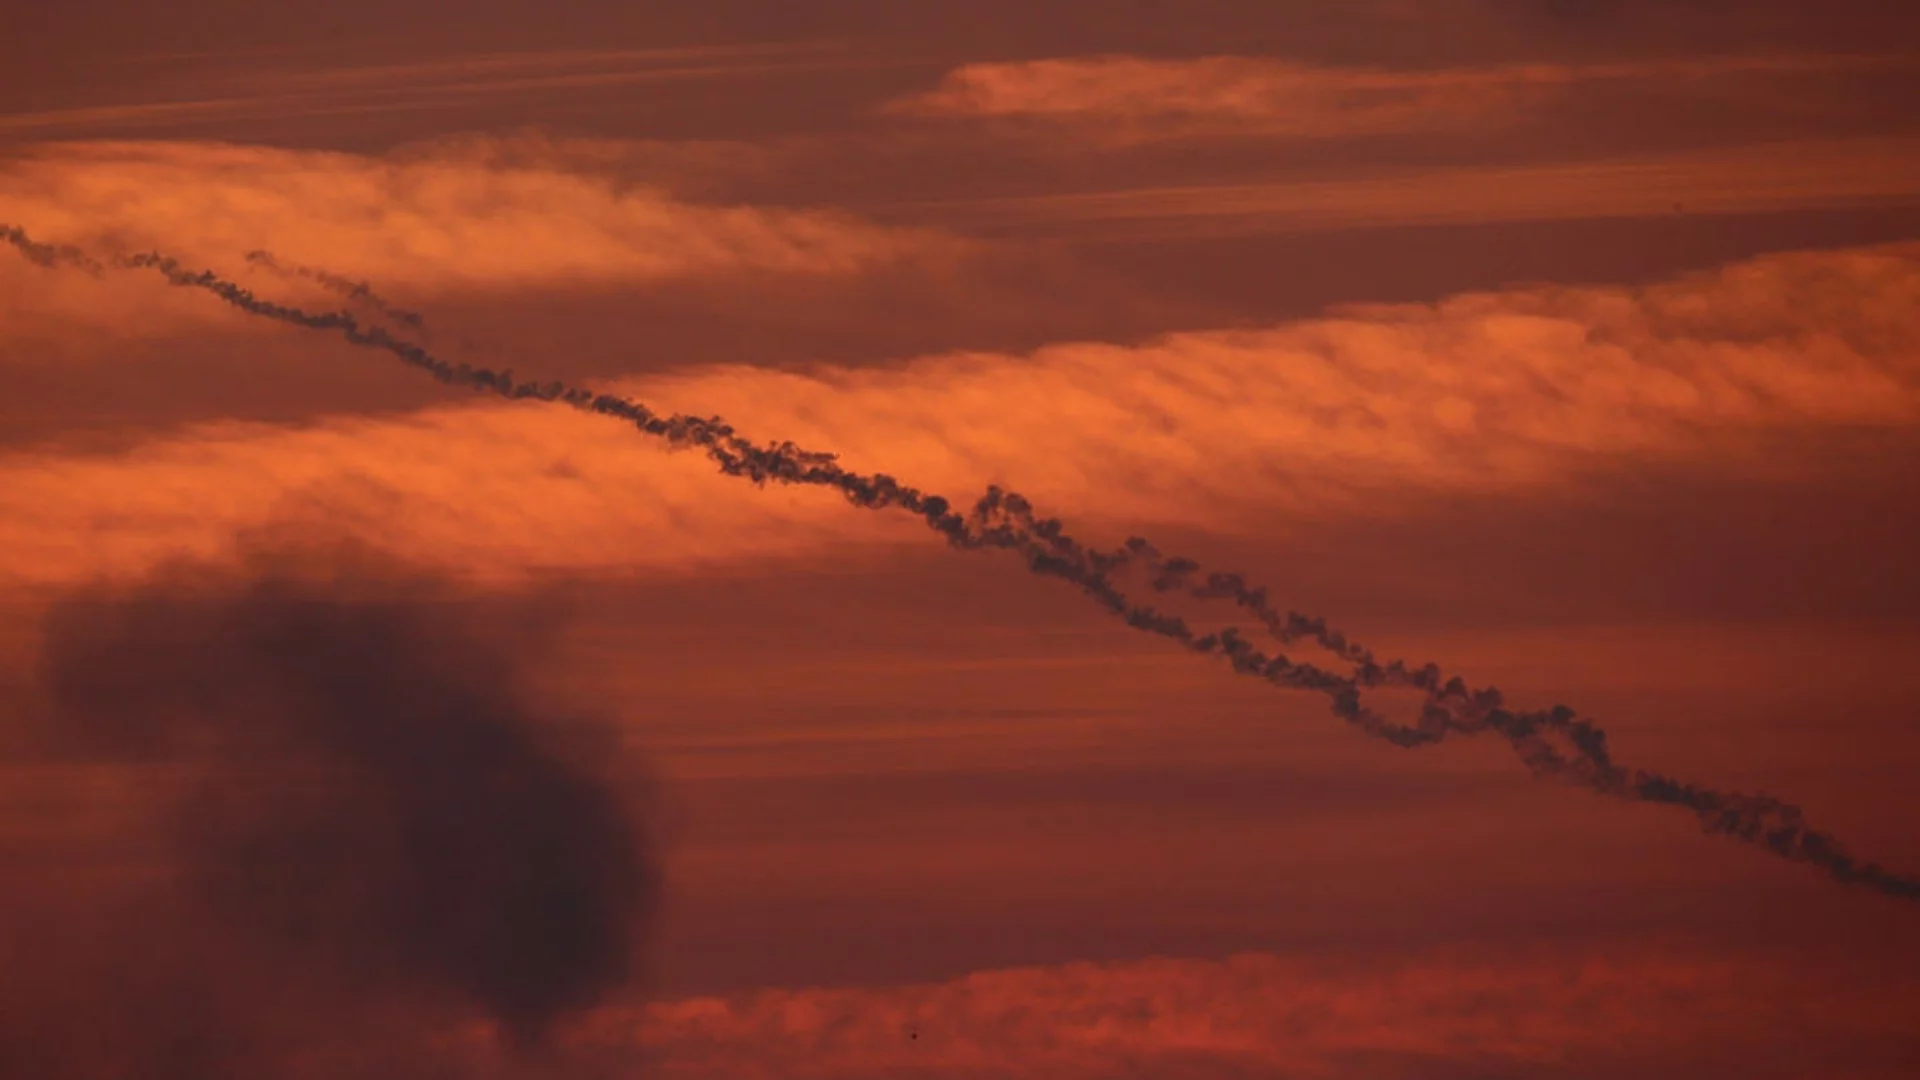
[3,2,1919,1077]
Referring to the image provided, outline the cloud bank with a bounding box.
[579,947,1920,1079]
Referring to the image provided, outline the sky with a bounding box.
[3,1,1919,1077]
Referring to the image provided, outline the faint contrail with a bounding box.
[6,223,1917,903]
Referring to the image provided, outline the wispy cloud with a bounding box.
[559,946,1919,1079]
[0,42,854,140]
[885,52,1917,143]
[891,135,1920,237]
[0,140,959,314]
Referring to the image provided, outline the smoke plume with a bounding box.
[0,544,656,1077]
[5,224,1916,903]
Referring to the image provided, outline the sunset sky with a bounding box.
[3,2,1920,1077]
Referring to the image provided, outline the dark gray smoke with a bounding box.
[244,249,427,329]
[1,546,656,1077]
[4,224,1916,903]
[1,223,105,272]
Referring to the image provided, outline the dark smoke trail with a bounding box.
[1,223,105,273]
[6,224,1916,903]
[244,249,427,329]
[4,549,654,1076]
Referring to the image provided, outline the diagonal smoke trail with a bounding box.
[6,224,1917,903]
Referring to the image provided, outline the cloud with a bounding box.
[0,139,958,318]
[894,134,1920,237]
[884,52,1910,142]
[2,241,1916,590]
[564,946,1920,1078]
[0,41,852,140]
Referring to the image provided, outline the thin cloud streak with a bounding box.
[0,41,858,139]
[886,52,1920,142]
[890,135,1920,237]
[241,42,850,93]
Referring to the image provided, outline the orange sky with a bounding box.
[3,3,1920,1077]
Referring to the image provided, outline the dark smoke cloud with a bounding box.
[5,224,1917,904]
[0,543,656,1078]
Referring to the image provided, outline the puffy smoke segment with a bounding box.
[1,223,105,272]
[966,491,1920,901]
[4,549,656,1075]
[244,249,427,330]
[5,225,1916,903]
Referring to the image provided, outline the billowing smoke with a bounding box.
[0,544,656,1077]
[5,224,1917,903]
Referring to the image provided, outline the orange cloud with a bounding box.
[886,53,1911,142]
[3,242,1916,590]
[0,139,956,314]
[546,947,1919,1078]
